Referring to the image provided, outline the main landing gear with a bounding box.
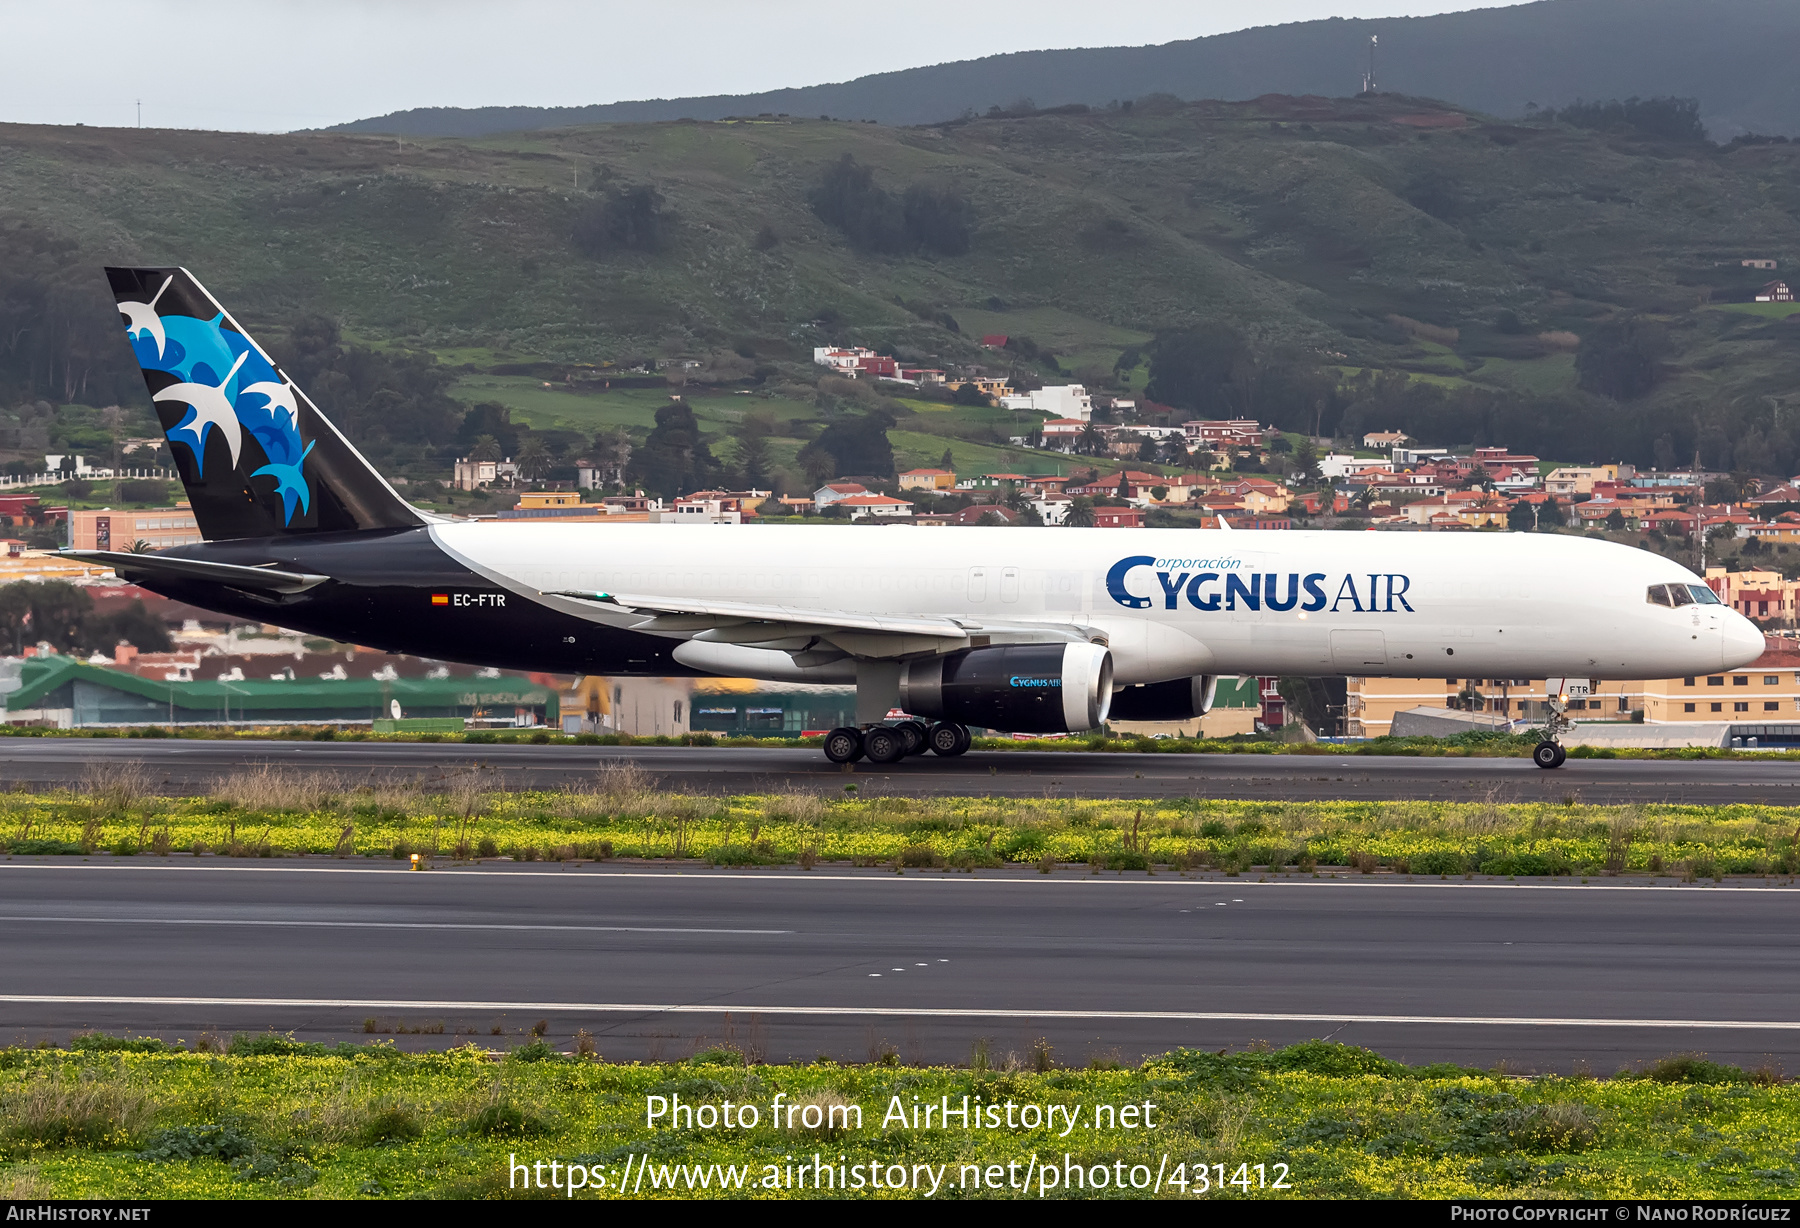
[822,720,970,765]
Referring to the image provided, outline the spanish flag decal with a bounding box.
[431,593,449,606]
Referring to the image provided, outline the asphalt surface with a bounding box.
[4,859,1799,1070]
[1,737,1799,803]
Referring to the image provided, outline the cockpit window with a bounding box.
[1647,585,1674,607]
[1687,584,1721,605]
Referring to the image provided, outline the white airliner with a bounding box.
[79,267,1765,769]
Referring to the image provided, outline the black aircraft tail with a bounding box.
[105,267,424,541]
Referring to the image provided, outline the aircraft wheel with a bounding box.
[823,727,864,764]
[895,720,930,757]
[1552,743,1567,767]
[1532,741,1564,770]
[863,726,906,764]
[928,722,971,757]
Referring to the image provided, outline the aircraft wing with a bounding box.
[546,590,973,638]
[62,550,329,594]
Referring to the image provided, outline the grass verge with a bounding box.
[2,1040,1795,1199]
[5,766,1800,877]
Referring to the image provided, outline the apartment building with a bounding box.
[67,506,202,551]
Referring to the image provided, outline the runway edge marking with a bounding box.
[4,996,1799,1030]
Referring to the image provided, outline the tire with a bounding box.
[863,727,905,764]
[1551,743,1567,768]
[1532,741,1563,770]
[823,727,864,764]
[895,720,929,757]
[929,722,971,757]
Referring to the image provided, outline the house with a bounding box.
[895,367,946,386]
[1746,482,1800,508]
[812,482,869,511]
[1221,513,1293,530]
[951,504,1019,526]
[979,334,1009,350]
[1742,259,1778,270]
[947,376,1012,398]
[999,384,1093,422]
[453,456,520,490]
[1400,490,1510,529]
[835,493,914,520]
[1213,477,1293,514]
[1319,453,1380,479]
[1296,491,1351,516]
[1038,418,1089,450]
[1545,465,1629,497]
[1093,507,1145,528]
[1756,280,1794,303]
[1030,495,1072,526]
[1182,419,1266,450]
[898,468,956,491]
[1361,430,1412,450]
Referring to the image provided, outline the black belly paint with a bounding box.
[146,528,700,677]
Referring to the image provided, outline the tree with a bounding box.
[1136,436,1159,463]
[1705,476,1742,504]
[1292,440,1321,482]
[630,399,719,497]
[1576,316,1666,400]
[84,598,171,653]
[1463,463,1494,491]
[732,431,772,489]
[573,184,669,255]
[938,448,955,472]
[516,437,551,481]
[467,434,503,462]
[901,183,974,256]
[24,580,92,654]
[808,156,910,254]
[1605,509,1628,532]
[1075,423,1106,456]
[1066,496,1096,527]
[1507,501,1536,532]
[950,383,988,407]
[459,402,521,458]
[1540,496,1566,527]
[1144,324,1253,415]
[797,410,896,479]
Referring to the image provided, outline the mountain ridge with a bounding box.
[324,0,1800,141]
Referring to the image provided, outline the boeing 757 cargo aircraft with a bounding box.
[70,268,1764,767]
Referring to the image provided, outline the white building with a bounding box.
[835,493,914,520]
[812,482,868,511]
[998,384,1093,422]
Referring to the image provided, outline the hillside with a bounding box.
[328,0,1800,141]
[7,90,1800,490]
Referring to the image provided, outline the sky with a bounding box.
[6,0,1527,133]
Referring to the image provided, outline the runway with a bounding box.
[1,737,1799,803]
[4,859,1798,1071]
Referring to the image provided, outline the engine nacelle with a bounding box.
[898,643,1113,734]
[1107,675,1219,723]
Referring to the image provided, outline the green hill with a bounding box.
[6,90,1800,490]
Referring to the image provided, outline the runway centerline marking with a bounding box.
[3,995,1799,1030]
[0,915,788,936]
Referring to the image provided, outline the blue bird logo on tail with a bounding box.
[119,302,314,525]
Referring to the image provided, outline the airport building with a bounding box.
[1345,642,1800,737]
[1,654,560,729]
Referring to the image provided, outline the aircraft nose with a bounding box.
[1722,610,1766,670]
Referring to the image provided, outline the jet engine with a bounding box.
[898,642,1113,734]
[1107,675,1219,722]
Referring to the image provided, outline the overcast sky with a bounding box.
[8,0,1524,133]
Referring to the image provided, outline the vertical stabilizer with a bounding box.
[105,266,424,541]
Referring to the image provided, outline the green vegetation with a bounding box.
[4,1040,1798,1199]
[10,91,1800,487]
[6,766,1800,878]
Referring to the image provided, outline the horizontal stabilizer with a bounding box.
[63,550,329,594]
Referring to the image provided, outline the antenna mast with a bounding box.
[1363,35,1378,94]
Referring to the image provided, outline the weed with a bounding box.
[1,1077,153,1155]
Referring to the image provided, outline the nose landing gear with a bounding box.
[1532,705,1574,769]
